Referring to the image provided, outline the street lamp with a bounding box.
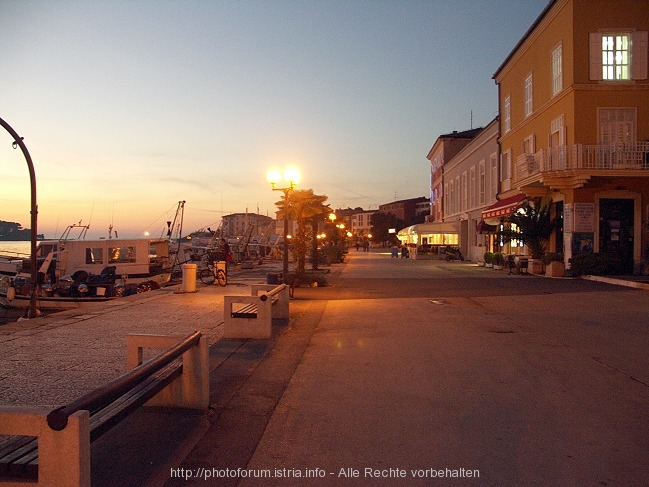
[267,167,300,281]
[0,117,39,319]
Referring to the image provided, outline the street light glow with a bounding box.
[267,165,300,280]
[284,167,301,186]
[266,168,282,186]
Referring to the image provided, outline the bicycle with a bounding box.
[199,258,227,286]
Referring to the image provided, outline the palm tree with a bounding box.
[276,189,328,276]
[309,204,331,270]
[499,198,556,259]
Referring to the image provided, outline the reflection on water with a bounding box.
[0,241,33,256]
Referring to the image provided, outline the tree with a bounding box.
[370,212,405,246]
[276,189,328,276]
[499,198,556,259]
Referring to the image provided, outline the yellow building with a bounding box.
[494,0,649,274]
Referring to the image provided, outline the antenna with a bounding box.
[470,110,473,129]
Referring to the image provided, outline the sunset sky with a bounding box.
[1,0,547,239]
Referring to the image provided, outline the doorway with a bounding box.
[599,198,634,274]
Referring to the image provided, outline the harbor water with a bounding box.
[0,240,32,256]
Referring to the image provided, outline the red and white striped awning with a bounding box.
[481,194,527,221]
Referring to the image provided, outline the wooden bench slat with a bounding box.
[1,437,38,478]
[0,435,35,459]
[231,303,259,318]
[89,362,182,441]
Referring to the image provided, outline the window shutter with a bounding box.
[632,31,648,80]
[589,32,603,80]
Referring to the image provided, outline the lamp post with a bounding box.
[0,117,39,319]
[267,167,300,281]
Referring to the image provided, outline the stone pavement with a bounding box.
[1,253,649,486]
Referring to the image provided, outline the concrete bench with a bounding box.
[223,284,289,339]
[0,331,208,487]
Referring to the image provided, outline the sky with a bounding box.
[1,0,548,239]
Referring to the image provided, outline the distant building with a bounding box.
[221,213,273,239]
[379,196,430,223]
[350,210,377,237]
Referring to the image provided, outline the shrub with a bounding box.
[569,253,624,276]
[542,252,564,266]
[493,252,505,266]
[483,251,494,264]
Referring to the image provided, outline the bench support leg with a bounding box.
[40,410,91,487]
[0,407,90,487]
[223,296,272,339]
[251,284,289,320]
[126,334,209,409]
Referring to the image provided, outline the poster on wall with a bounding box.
[572,232,594,254]
[573,203,595,232]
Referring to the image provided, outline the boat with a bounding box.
[0,251,28,277]
[0,228,174,310]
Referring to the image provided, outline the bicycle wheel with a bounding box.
[199,268,215,285]
[216,269,227,287]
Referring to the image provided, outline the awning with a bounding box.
[481,194,527,223]
[397,222,460,237]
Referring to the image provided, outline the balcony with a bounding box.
[515,142,649,187]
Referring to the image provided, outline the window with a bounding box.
[598,108,636,144]
[479,160,486,205]
[109,246,136,263]
[443,183,449,217]
[504,95,511,133]
[461,172,468,211]
[552,44,562,95]
[523,135,535,155]
[85,248,103,264]
[490,154,498,200]
[590,31,648,81]
[603,34,630,80]
[469,167,476,209]
[500,150,512,192]
[524,74,533,117]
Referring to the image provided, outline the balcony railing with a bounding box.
[515,142,649,183]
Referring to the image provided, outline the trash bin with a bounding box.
[266,273,279,285]
[181,263,197,292]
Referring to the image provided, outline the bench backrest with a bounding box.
[259,283,286,301]
[47,331,202,431]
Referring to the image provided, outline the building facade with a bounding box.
[379,197,430,223]
[493,0,649,274]
[442,118,500,262]
[426,128,483,222]
[350,210,377,237]
[222,213,274,240]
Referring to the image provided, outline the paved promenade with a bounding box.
[2,251,649,486]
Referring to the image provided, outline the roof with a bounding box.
[439,127,484,139]
[493,0,557,79]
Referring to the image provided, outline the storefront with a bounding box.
[397,222,460,259]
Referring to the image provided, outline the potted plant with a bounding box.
[484,251,494,268]
[543,252,565,277]
[499,198,556,274]
[493,252,505,270]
